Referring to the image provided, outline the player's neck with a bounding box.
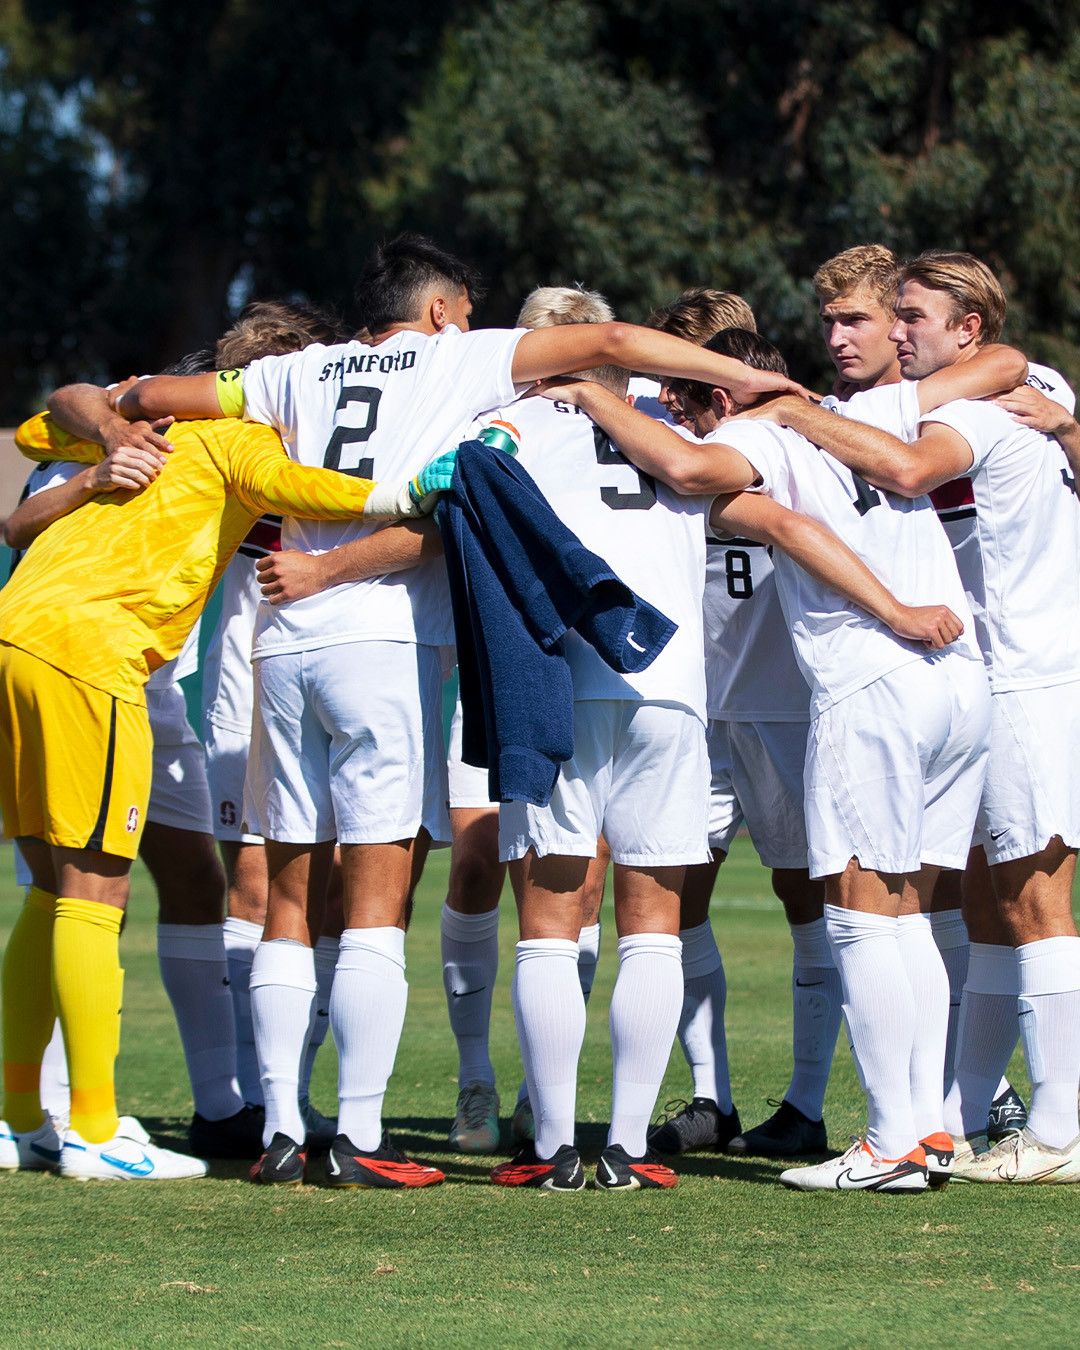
[369,320,438,345]
[856,358,904,391]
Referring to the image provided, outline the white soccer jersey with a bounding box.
[627,375,669,423]
[240,325,526,658]
[510,396,708,721]
[919,395,1080,691]
[718,420,980,716]
[201,514,281,733]
[1026,361,1076,415]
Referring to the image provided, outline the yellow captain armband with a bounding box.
[216,368,246,417]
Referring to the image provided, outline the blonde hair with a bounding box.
[646,287,756,342]
[813,244,899,309]
[515,284,614,328]
[899,250,1007,344]
[215,300,348,367]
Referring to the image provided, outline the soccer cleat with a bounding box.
[250,1131,307,1185]
[647,1097,741,1155]
[0,1115,64,1172]
[490,1142,585,1191]
[189,1104,264,1160]
[509,1094,535,1145]
[920,1131,955,1188]
[62,1116,208,1181]
[780,1138,928,1192]
[449,1081,501,1154]
[300,1097,338,1155]
[595,1144,678,1191]
[987,1085,1028,1142]
[325,1132,445,1189]
[951,1127,1080,1184]
[727,1099,827,1158]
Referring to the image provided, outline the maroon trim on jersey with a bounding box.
[238,514,283,559]
[929,477,975,516]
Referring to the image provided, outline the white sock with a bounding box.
[943,943,1019,1139]
[222,916,263,1107]
[39,1019,69,1119]
[512,939,585,1159]
[609,933,683,1156]
[676,920,733,1111]
[897,912,948,1140]
[157,922,243,1121]
[250,939,316,1146]
[299,935,338,1104]
[929,908,968,1092]
[787,918,842,1120]
[1017,936,1080,1149]
[441,904,499,1088]
[332,927,408,1152]
[577,922,602,1003]
[825,904,917,1159]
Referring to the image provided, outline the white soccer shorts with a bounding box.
[145,684,214,835]
[447,696,498,811]
[974,678,1080,865]
[246,640,449,846]
[805,653,990,879]
[500,700,710,867]
[708,718,810,869]
[204,721,264,844]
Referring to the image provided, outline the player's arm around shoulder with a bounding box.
[916,344,1028,415]
[113,370,224,422]
[256,521,443,605]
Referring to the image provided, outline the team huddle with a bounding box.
[1,235,1078,1195]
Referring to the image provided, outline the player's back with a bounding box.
[511,394,707,720]
[0,418,278,702]
[718,418,979,714]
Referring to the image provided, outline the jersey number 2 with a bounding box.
[324,385,382,477]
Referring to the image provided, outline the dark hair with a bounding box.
[161,348,217,376]
[354,233,484,334]
[704,327,789,377]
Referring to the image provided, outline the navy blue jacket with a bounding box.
[435,441,677,806]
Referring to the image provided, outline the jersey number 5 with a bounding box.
[594,428,657,510]
[324,385,382,477]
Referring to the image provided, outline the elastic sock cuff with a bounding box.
[789,916,832,968]
[157,923,226,961]
[617,932,682,961]
[515,938,578,964]
[928,908,967,950]
[55,897,123,935]
[965,942,1018,997]
[441,903,500,943]
[222,916,263,943]
[1016,935,1080,996]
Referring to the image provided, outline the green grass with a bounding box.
[1,839,1078,1348]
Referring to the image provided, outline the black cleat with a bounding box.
[490,1142,585,1191]
[726,1099,828,1158]
[595,1144,677,1191]
[987,1085,1028,1143]
[190,1104,265,1160]
[325,1132,444,1189]
[647,1097,741,1155]
[249,1131,306,1185]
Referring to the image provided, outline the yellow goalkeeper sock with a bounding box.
[53,898,124,1144]
[2,886,58,1131]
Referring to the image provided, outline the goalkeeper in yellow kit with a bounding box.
[0,405,448,1181]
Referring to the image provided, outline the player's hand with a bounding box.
[531,377,594,406]
[89,445,168,493]
[409,449,459,503]
[993,384,1075,436]
[101,414,174,457]
[728,393,794,423]
[256,550,330,604]
[106,376,142,412]
[724,367,818,407]
[888,603,964,649]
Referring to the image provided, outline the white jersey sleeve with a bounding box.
[511,397,708,721]
[237,325,526,658]
[919,395,1080,690]
[717,418,979,716]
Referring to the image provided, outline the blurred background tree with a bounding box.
[1,0,1078,419]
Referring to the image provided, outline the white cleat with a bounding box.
[951,1127,1080,1184]
[449,1082,501,1154]
[60,1116,208,1181]
[780,1138,928,1192]
[0,1116,64,1172]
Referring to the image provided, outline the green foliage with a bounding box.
[1,0,1079,417]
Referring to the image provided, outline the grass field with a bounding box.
[1,838,1078,1348]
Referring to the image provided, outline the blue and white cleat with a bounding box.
[0,1115,64,1172]
[61,1115,207,1181]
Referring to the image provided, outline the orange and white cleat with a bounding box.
[780,1138,928,1192]
[920,1132,955,1188]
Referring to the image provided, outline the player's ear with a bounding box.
[430,293,451,332]
[956,311,982,349]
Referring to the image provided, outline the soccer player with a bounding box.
[71,234,809,1187]
[550,328,990,1193]
[766,251,1080,1182]
[0,394,445,1181]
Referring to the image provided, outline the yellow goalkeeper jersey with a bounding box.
[0,413,382,703]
